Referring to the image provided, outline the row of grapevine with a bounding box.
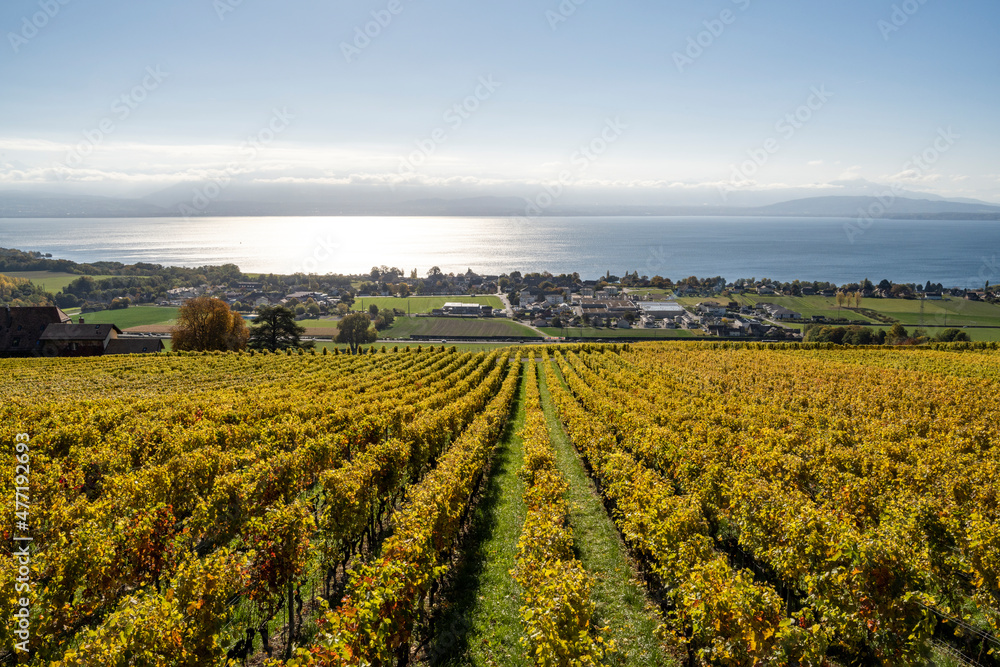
[552,343,1000,663]
[512,353,608,665]
[0,348,512,664]
[280,355,522,665]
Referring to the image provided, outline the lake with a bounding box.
[1,216,997,287]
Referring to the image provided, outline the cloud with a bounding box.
[837,165,863,180]
[884,169,944,184]
[807,160,824,166]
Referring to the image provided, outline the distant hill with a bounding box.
[748,195,1000,219]
[1,189,999,220]
[0,191,168,217]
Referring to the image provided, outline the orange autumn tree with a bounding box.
[172,297,249,351]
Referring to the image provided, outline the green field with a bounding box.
[1,270,137,293]
[352,295,503,314]
[74,306,179,329]
[383,316,540,339]
[675,294,878,323]
[860,297,1000,327]
[538,326,698,339]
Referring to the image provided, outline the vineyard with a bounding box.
[2,342,999,666]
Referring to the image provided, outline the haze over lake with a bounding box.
[3,216,997,287]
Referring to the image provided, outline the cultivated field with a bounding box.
[1,271,139,294]
[383,316,540,339]
[351,295,504,314]
[74,306,179,329]
[2,342,998,665]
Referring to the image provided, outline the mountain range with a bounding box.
[1,184,999,220]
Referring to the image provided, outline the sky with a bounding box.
[1,0,998,205]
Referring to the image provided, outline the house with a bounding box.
[801,286,816,295]
[39,322,123,357]
[0,306,73,357]
[544,294,565,305]
[602,300,639,317]
[640,302,686,321]
[756,286,775,295]
[105,338,165,355]
[764,305,801,320]
[616,319,631,329]
[925,292,943,300]
[696,302,727,317]
[237,281,262,290]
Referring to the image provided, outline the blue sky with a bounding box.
[1,0,998,203]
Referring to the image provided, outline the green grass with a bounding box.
[427,362,529,667]
[862,297,1000,327]
[73,306,179,329]
[352,295,503,314]
[537,362,677,666]
[676,294,878,323]
[1,270,131,293]
[677,293,1000,329]
[538,326,697,339]
[383,317,541,339]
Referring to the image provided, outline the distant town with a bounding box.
[2,246,999,357]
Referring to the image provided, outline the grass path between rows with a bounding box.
[427,361,530,667]
[537,360,679,667]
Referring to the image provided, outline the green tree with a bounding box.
[368,303,379,317]
[336,311,377,353]
[249,305,312,352]
[888,322,909,344]
[935,328,971,342]
[172,297,248,351]
[374,307,395,331]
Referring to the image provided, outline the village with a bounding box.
[4,254,1000,357]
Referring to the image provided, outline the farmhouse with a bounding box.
[0,307,163,357]
[39,322,123,357]
[0,306,73,356]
